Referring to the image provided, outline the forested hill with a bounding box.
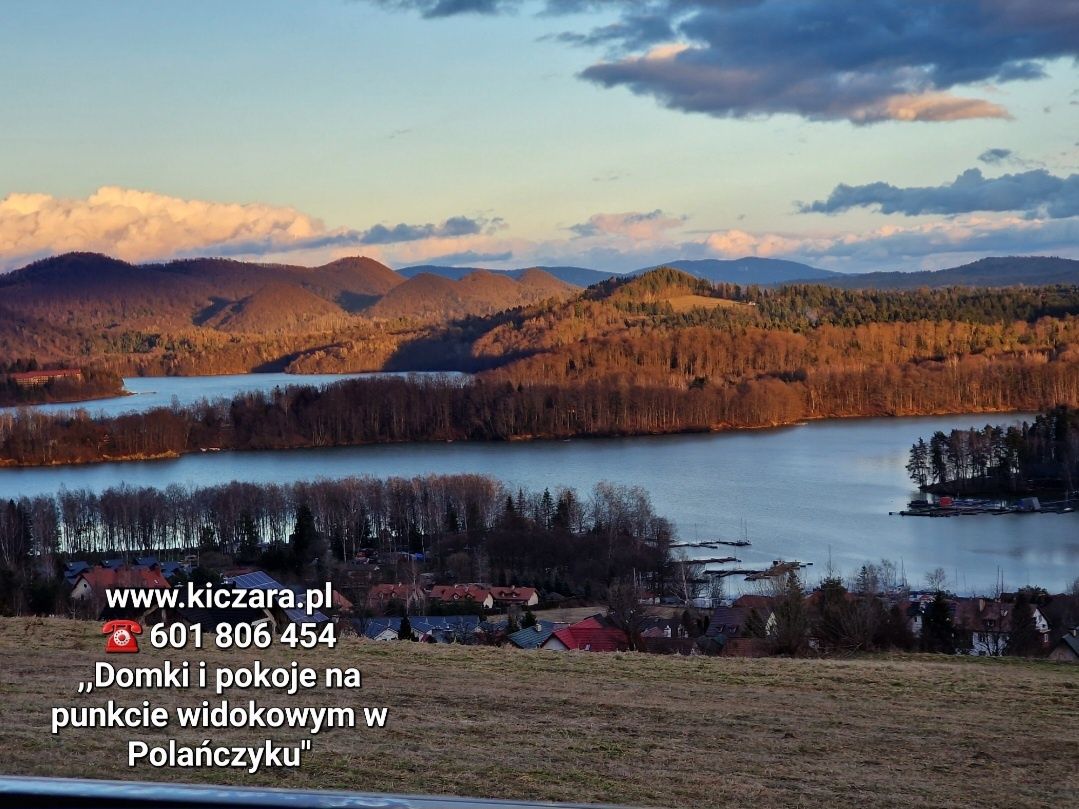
[808,256,1079,289]
[0,252,578,373]
[9,269,1079,464]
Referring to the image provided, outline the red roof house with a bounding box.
[428,584,494,609]
[541,616,629,652]
[489,586,539,607]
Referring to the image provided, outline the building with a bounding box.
[541,615,629,652]
[366,583,426,613]
[489,586,539,608]
[70,565,170,602]
[955,597,1051,656]
[1048,630,1079,663]
[227,571,330,628]
[428,584,495,610]
[8,368,82,388]
[507,622,560,649]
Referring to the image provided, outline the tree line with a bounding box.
[4,357,1079,466]
[0,474,675,616]
[907,406,1079,493]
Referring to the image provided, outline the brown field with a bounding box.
[1,617,1076,809]
[663,294,746,312]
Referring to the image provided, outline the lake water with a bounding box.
[1,379,1076,593]
[8,371,460,418]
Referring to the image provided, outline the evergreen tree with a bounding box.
[398,615,414,641]
[521,608,537,628]
[1005,593,1040,657]
[772,573,809,656]
[289,504,319,570]
[921,592,958,654]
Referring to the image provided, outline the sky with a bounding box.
[1,0,1078,274]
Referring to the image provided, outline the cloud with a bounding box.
[359,215,501,245]
[701,215,1079,269]
[370,0,1079,124]
[978,148,1014,164]
[568,209,685,239]
[372,0,511,18]
[800,168,1079,218]
[0,186,504,270]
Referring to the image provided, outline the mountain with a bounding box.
[202,281,348,333]
[808,256,1079,290]
[367,269,576,321]
[635,257,837,285]
[398,264,617,287]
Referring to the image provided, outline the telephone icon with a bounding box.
[102,620,142,653]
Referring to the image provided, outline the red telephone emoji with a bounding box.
[102,620,142,654]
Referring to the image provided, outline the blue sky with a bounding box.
[1,0,1077,273]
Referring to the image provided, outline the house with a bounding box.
[1048,629,1079,663]
[707,595,776,638]
[507,621,560,649]
[955,597,1051,656]
[410,615,483,643]
[366,583,426,613]
[8,368,82,388]
[541,615,629,652]
[639,616,687,639]
[489,586,539,608]
[355,617,404,641]
[706,605,752,641]
[227,571,330,627]
[70,566,170,602]
[428,584,494,610]
[353,615,482,643]
[63,561,91,586]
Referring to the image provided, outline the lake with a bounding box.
[7,371,461,418]
[1,376,1075,593]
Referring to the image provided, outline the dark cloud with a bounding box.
[360,215,498,244]
[371,0,512,18]
[369,0,1079,124]
[978,148,1014,165]
[800,168,1079,219]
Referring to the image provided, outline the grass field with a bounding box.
[1,617,1076,808]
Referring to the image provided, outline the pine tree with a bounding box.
[521,608,537,628]
[398,615,414,641]
[921,591,957,654]
[1005,593,1040,657]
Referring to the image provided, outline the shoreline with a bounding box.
[0,405,1037,470]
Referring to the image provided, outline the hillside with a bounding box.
[1,618,1074,809]
[399,264,618,286]
[0,253,572,372]
[202,281,348,333]
[367,268,576,321]
[636,257,837,284]
[809,256,1079,290]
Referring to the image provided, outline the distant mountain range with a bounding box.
[401,255,1079,290]
[401,257,839,286]
[805,256,1079,290]
[399,264,616,287]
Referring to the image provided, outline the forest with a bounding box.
[0,475,674,617]
[7,270,1079,465]
[0,361,124,408]
[3,355,1079,467]
[907,405,1079,494]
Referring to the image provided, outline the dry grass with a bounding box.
[664,294,746,312]
[1,617,1076,808]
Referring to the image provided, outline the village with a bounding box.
[60,555,1079,662]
